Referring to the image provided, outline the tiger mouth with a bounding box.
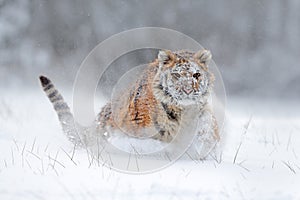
[182,87,193,95]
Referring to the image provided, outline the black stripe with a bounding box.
[152,96,163,135]
[159,130,165,136]
[48,90,58,99]
[50,95,63,103]
[44,84,54,91]
[164,89,172,97]
[58,112,73,121]
[153,120,165,135]
[161,102,179,121]
[132,78,146,123]
[158,84,163,90]
[54,103,69,111]
[135,70,148,98]
[39,76,51,86]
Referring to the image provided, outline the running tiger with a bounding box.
[39,49,220,159]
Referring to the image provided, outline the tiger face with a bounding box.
[154,49,214,106]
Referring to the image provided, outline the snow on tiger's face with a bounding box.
[156,50,214,106]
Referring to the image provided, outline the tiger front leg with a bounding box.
[188,107,220,159]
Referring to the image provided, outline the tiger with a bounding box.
[39,49,220,159]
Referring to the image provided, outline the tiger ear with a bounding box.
[194,49,212,67]
[158,50,175,66]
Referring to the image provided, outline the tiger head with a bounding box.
[153,49,214,106]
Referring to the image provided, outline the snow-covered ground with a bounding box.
[0,88,299,199]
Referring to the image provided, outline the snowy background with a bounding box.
[1,0,300,199]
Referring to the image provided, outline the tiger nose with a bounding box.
[182,87,193,95]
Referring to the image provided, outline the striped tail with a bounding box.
[39,75,88,146]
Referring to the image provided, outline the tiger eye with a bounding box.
[193,72,201,79]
